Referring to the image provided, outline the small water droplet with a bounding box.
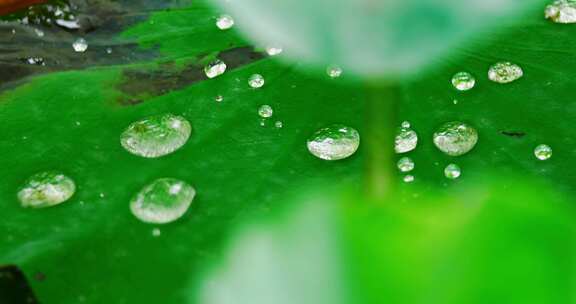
[401,121,411,128]
[18,172,76,208]
[403,175,415,183]
[26,57,45,66]
[433,121,478,156]
[307,124,360,160]
[204,59,227,78]
[258,105,273,118]
[444,164,461,179]
[216,14,234,30]
[265,46,283,56]
[395,124,418,154]
[451,71,475,91]
[534,144,552,160]
[248,74,265,88]
[453,99,459,105]
[275,121,283,128]
[106,47,113,54]
[215,95,224,102]
[545,0,576,23]
[397,157,415,172]
[130,178,196,224]
[152,228,161,237]
[34,28,44,37]
[120,113,192,158]
[327,65,343,78]
[488,62,523,84]
[72,38,88,53]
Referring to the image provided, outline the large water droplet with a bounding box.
[130,178,196,224]
[444,163,461,179]
[18,172,76,208]
[72,38,88,53]
[545,0,576,23]
[451,71,476,91]
[258,105,273,118]
[433,121,478,156]
[216,14,235,30]
[248,74,265,88]
[307,124,360,160]
[534,144,553,160]
[205,59,227,78]
[488,62,523,84]
[397,157,415,172]
[120,114,192,158]
[395,124,418,154]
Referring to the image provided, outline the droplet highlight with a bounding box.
[307,124,360,160]
[120,113,192,158]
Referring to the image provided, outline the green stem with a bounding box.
[364,82,400,202]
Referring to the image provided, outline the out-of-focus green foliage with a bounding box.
[212,0,546,77]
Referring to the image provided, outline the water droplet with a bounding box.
[444,164,461,179]
[401,121,411,128]
[327,65,343,78]
[120,113,192,158]
[403,175,415,183]
[545,0,576,23]
[17,172,76,208]
[34,28,44,37]
[248,74,265,88]
[215,95,224,102]
[275,121,283,128]
[451,71,476,91]
[130,178,196,224]
[397,157,415,172]
[26,57,45,66]
[307,124,360,160]
[216,14,234,30]
[72,38,88,53]
[453,99,459,105]
[106,47,113,54]
[433,121,478,156]
[395,124,418,154]
[258,105,273,118]
[152,228,161,237]
[534,144,553,160]
[488,62,523,84]
[205,59,227,79]
[265,46,283,56]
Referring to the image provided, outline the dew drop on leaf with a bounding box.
[216,14,235,30]
[534,144,553,160]
[451,71,476,91]
[248,74,265,88]
[307,124,360,160]
[395,124,418,154]
[18,172,76,208]
[433,121,478,156]
[258,105,273,118]
[265,46,283,56]
[488,62,523,84]
[545,0,576,23]
[205,59,227,78]
[444,163,462,179]
[130,178,196,224]
[397,157,415,172]
[120,113,192,158]
[327,65,343,78]
[72,38,88,53]
[403,175,415,183]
